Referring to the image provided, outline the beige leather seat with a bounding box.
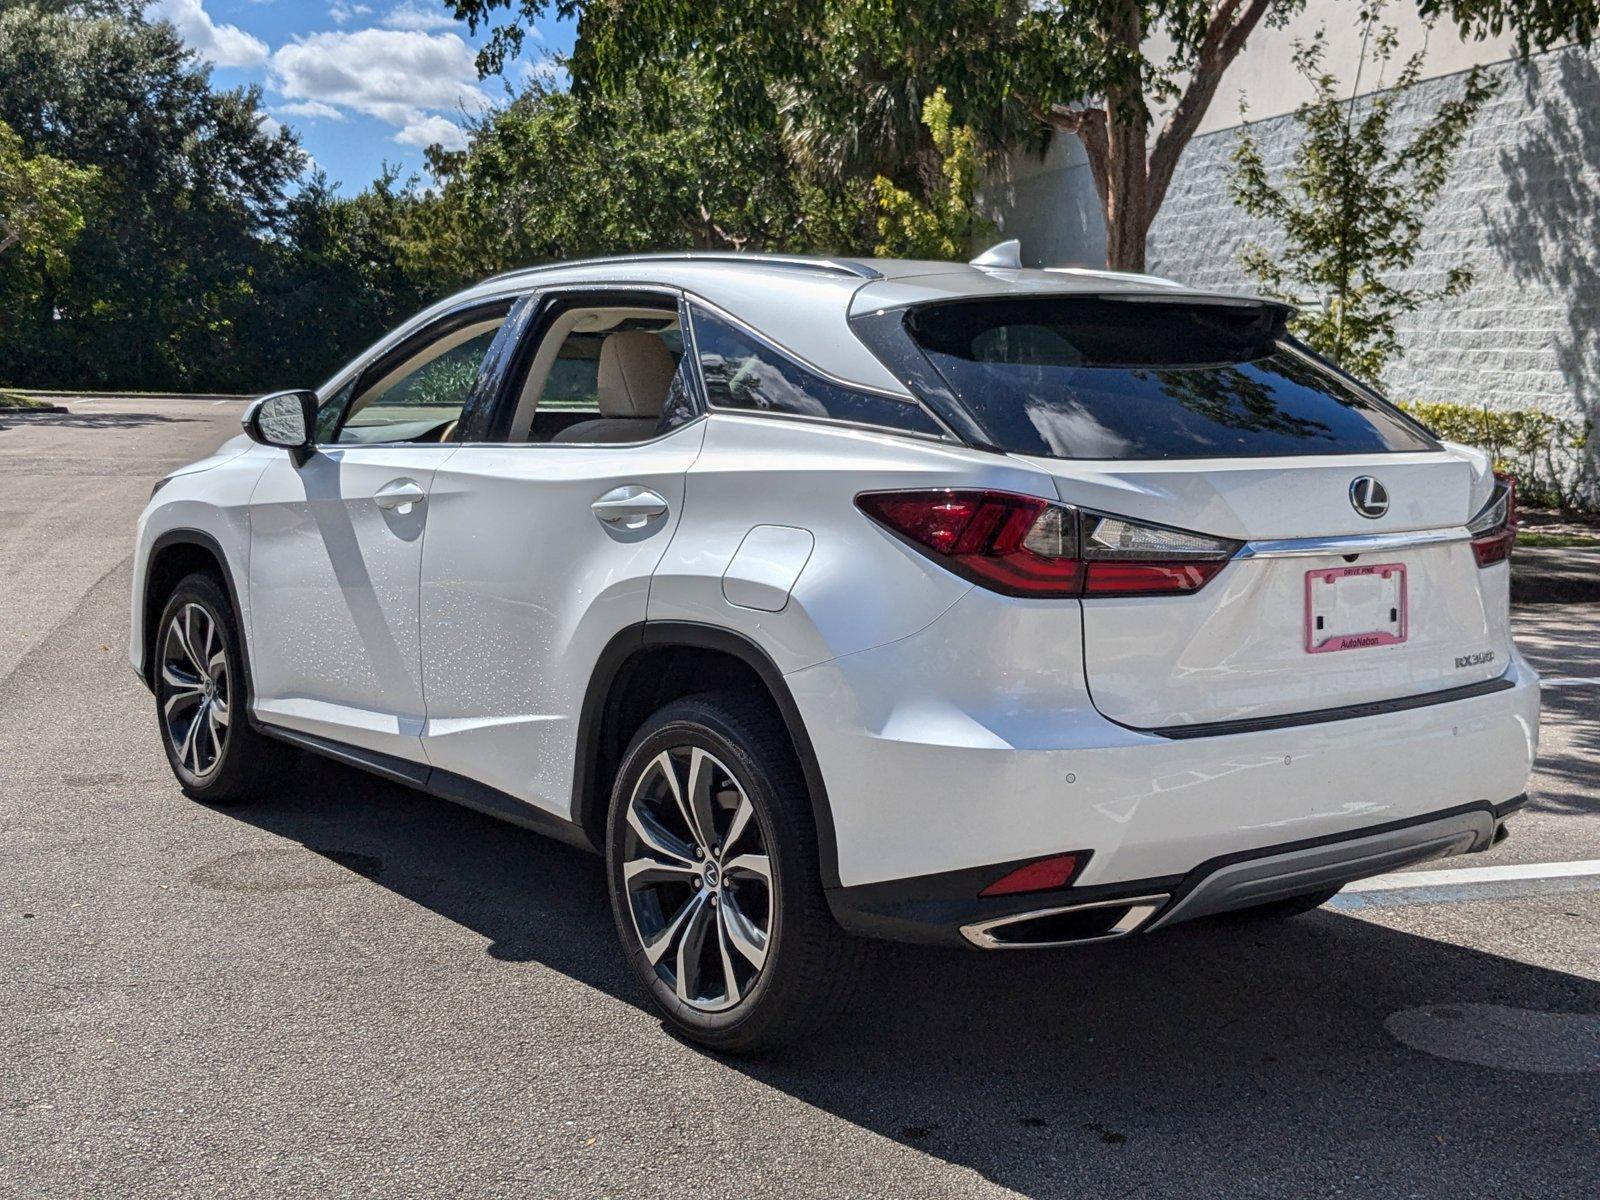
[551,331,675,443]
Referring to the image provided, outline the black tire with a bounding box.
[1221,886,1343,922]
[605,692,865,1053]
[153,572,298,804]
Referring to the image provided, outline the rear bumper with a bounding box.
[831,796,1525,947]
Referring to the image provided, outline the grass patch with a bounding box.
[0,390,55,410]
[1518,531,1600,549]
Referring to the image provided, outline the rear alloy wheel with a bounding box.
[154,573,297,803]
[606,694,864,1053]
[620,747,772,1011]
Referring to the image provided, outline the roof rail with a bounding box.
[484,251,882,285]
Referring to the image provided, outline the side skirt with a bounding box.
[253,721,597,853]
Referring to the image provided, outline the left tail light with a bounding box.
[1467,472,1517,568]
[855,488,1241,598]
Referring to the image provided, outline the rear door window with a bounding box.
[872,298,1435,460]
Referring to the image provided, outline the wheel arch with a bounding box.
[141,529,251,694]
[573,622,842,889]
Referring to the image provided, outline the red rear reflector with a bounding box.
[1083,560,1227,595]
[979,853,1084,897]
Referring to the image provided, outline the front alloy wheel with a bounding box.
[621,747,773,1010]
[158,602,231,780]
[153,572,297,803]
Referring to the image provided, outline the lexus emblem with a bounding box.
[1349,476,1389,519]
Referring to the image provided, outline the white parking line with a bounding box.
[1541,677,1600,689]
[1333,858,1600,909]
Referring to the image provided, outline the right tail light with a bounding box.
[855,488,1241,598]
[1468,472,1517,568]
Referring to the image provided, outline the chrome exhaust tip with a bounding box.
[960,895,1170,950]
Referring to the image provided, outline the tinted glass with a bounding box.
[898,299,1434,460]
[692,309,943,437]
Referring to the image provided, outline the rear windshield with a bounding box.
[877,298,1435,460]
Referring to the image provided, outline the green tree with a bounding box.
[0,2,303,389]
[413,68,821,281]
[1229,5,1496,382]
[871,88,990,259]
[447,0,1597,272]
[0,118,100,270]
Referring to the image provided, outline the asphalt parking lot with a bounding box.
[2,397,1596,1199]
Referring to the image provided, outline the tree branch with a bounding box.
[1045,104,1111,220]
[1146,0,1275,226]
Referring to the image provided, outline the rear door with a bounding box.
[416,288,706,817]
[862,294,1514,730]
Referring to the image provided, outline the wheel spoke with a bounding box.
[722,794,758,854]
[177,702,203,772]
[685,748,721,853]
[627,802,697,868]
[722,852,771,888]
[161,662,204,693]
[210,690,230,727]
[179,607,206,675]
[674,894,716,1003]
[720,891,768,971]
[714,903,743,1005]
[622,853,699,889]
[205,704,225,764]
[163,690,201,724]
[642,888,706,967]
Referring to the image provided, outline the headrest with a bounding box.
[597,332,676,419]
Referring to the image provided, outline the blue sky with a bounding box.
[147,0,574,191]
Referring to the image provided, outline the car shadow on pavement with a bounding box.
[226,758,1600,1199]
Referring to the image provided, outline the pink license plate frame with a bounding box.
[1304,562,1408,654]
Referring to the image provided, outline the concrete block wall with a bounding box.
[1144,45,1600,499]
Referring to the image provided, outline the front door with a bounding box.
[246,304,510,760]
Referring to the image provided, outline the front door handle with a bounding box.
[592,485,669,530]
[374,479,426,513]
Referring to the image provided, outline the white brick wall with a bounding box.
[1144,45,1600,497]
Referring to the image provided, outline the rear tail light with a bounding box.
[1468,472,1517,568]
[979,852,1086,897]
[856,489,1240,598]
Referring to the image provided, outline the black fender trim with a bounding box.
[142,528,251,694]
[572,621,844,890]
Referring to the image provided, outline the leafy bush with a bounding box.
[1400,400,1592,511]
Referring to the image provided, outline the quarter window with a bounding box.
[690,308,943,438]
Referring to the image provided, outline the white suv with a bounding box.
[131,250,1538,1050]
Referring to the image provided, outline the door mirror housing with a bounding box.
[244,390,318,464]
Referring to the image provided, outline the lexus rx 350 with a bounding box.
[131,249,1538,1050]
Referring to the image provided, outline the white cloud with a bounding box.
[328,1,373,25]
[271,29,491,131]
[394,114,468,151]
[147,0,270,68]
[257,113,283,138]
[278,99,345,121]
[381,1,459,31]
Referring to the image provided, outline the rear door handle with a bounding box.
[592,485,669,530]
[374,479,426,513]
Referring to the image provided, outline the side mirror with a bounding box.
[243,390,318,465]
